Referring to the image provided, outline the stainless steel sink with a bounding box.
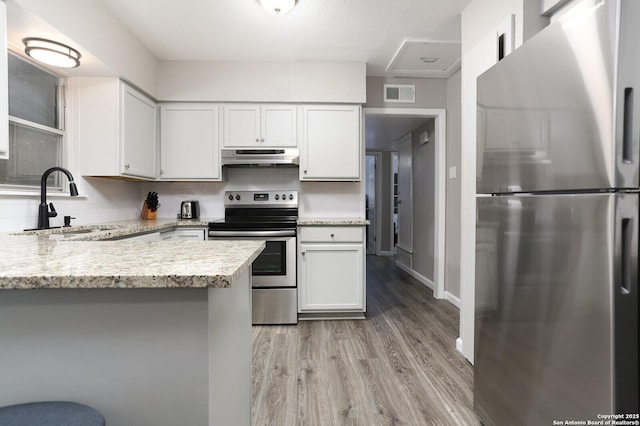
[44,227,118,240]
[15,225,119,238]
[59,228,112,235]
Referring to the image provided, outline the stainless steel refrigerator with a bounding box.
[475,0,639,424]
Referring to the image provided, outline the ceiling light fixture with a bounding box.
[420,57,438,63]
[23,37,81,68]
[259,0,296,15]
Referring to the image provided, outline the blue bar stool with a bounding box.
[0,401,105,426]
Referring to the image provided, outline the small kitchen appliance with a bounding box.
[180,201,200,219]
[208,190,298,325]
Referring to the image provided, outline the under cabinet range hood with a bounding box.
[221,148,299,167]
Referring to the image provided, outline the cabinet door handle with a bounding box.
[255,138,259,143]
[301,251,306,256]
[124,163,130,170]
[303,170,307,174]
[160,169,164,175]
[330,233,335,238]
[260,138,264,143]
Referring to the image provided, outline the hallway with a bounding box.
[252,256,479,425]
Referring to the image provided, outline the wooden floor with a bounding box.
[252,255,480,426]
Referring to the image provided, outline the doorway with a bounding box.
[395,132,413,267]
[393,152,398,252]
[365,154,378,254]
[363,108,446,300]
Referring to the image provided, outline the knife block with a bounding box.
[141,200,157,220]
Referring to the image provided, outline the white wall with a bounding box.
[377,151,393,253]
[459,0,548,362]
[411,120,436,281]
[0,0,7,160]
[542,0,572,15]
[462,0,523,55]
[462,0,547,55]
[366,77,447,109]
[158,61,366,103]
[10,0,159,96]
[445,69,462,300]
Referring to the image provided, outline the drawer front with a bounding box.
[298,226,364,243]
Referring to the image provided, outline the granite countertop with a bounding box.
[1,218,264,290]
[17,218,215,241]
[297,217,370,226]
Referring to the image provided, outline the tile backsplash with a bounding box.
[140,167,364,220]
[0,167,365,232]
[0,177,142,232]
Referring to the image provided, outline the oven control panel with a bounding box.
[224,190,298,207]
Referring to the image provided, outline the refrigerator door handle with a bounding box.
[614,194,639,413]
[620,217,632,294]
[623,88,634,164]
[616,196,637,296]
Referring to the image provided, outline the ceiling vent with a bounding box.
[383,84,415,103]
[386,40,461,78]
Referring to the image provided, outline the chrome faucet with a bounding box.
[38,167,79,229]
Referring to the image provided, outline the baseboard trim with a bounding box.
[395,261,434,291]
[298,312,366,321]
[377,250,394,256]
[444,291,460,309]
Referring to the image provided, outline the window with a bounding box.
[1,53,64,190]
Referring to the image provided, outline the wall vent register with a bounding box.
[383,84,416,103]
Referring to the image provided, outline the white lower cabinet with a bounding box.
[121,232,161,241]
[298,226,365,313]
[160,228,206,241]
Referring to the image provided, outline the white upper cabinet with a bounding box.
[223,104,296,147]
[160,103,221,180]
[121,84,157,178]
[260,105,297,147]
[300,105,361,181]
[223,104,259,147]
[0,1,8,160]
[75,78,158,180]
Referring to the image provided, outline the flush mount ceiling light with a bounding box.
[23,37,81,68]
[259,0,296,15]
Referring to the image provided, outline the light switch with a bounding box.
[449,166,457,179]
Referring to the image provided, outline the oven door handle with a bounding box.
[208,230,296,238]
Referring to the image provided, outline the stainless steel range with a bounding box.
[208,190,298,325]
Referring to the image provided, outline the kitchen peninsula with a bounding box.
[0,229,264,426]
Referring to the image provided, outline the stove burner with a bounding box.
[208,190,299,231]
